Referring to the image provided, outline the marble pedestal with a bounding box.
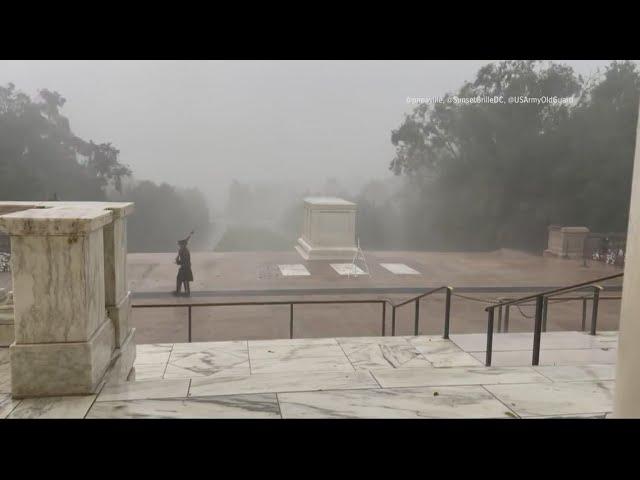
[0,202,136,397]
[295,197,358,261]
[0,305,14,347]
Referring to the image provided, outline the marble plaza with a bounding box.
[0,330,617,418]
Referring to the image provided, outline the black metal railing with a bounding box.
[483,273,624,367]
[132,286,453,343]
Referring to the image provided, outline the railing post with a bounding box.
[581,297,587,331]
[532,296,544,366]
[443,287,452,339]
[485,308,494,366]
[290,303,294,339]
[542,297,548,332]
[590,286,601,335]
[497,305,503,333]
[414,299,420,335]
[391,306,396,336]
[381,301,386,336]
[188,305,192,343]
[504,305,510,333]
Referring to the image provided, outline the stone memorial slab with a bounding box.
[379,263,420,275]
[330,263,366,276]
[278,264,311,276]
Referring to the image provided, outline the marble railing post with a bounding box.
[103,205,137,380]
[0,205,134,397]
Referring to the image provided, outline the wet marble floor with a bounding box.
[0,331,619,419]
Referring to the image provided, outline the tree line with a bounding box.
[0,83,213,252]
[374,60,640,252]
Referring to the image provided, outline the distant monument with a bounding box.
[295,197,358,261]
[544,225,590,259]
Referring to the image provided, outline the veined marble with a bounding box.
[164,341,249,379]
[469,348,618,367]
[339,341,430,370]
[97,378,190,402]
[189,370,378,397]
[8,395,96,419]
[0,393,19,418]
[248,340,353,374]
[451,331,618,353]
[133,363,167,381]
[485,381,615,417]
[407,337,483,367]
[87,394,280,419]
[278,386,516,419]
[533,364,616,383]
[372,365,550,388]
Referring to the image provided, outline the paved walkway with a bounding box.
[0,330,618,418]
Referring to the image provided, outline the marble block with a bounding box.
[379,263,421,275]
[107,291,132,348]
[104,216,129,306]
[296,197,358,261]
[104,328,137,385]
[10,318,116,397]
[10,228,106,343]
[0,305,14,347]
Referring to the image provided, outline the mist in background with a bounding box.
[1,60,636,253]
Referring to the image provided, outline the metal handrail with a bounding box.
[483,273,623,312]
[483,272,624,367]
[132,286,454,342]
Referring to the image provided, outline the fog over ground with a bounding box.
[0,60,614,210]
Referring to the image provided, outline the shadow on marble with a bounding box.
[189,370,378,397]
[278,386,517,419]
[485,381,615,417]
[0,393,20,418]
[87,394,280,418]
[97,378,190,402]
[372,365,550,388]
[0,363,11,394]
[8,395,96,419]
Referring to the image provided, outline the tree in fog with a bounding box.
[0,83,214,253]
[389,60,640,252]
[0,84,130,200]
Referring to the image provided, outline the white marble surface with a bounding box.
[11,229,106,343]
[164,341,249,378]
[133,364,167,381]
[339,340,429,369]
[485,381,615,417]
[278,386,516,419]
[470,348,618,367]
[451,331,618,353]
[189,370,378,397]
[372,365,550,388]
[98,378,190,402]
[278,264,310,276]
[87,394,280,419]
[379,263,420,275]
[248,339,353,374]
[8,395,96,419]
[533,364,616,382]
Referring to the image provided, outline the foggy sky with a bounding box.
[0,60,617,208]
